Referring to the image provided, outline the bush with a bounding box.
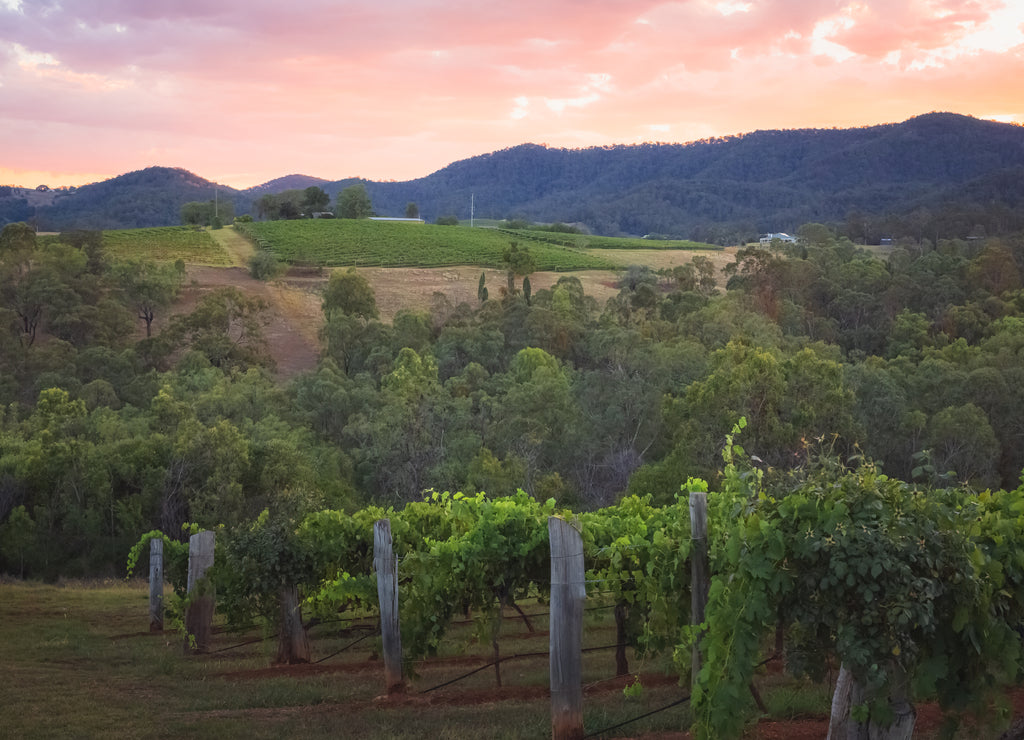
[248,250,281,280]
[436,215,459,226]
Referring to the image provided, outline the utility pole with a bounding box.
[471,193,474,228]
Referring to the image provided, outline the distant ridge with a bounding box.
[4,166,244,231]
[8,113,1024,239]
[244,174,330,195]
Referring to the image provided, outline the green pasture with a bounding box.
[234,220,619,271]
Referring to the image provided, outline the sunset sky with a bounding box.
[2,0,1023,190]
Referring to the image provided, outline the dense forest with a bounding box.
[1,215,1023,579]
[8,113,1024,241]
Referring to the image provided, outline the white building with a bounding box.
[759,232,796,247]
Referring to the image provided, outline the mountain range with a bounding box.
[4,112,1024,241]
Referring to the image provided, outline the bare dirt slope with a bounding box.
[173,266,322,379]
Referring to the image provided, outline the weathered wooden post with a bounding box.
[689,491,709,692]
[184,530,215,654]
[826,664,853,740]
[374,518,404,694]
[549,516,585,740]
[148,537,164,632]
[276,583,311,664]
[828,663,916,740]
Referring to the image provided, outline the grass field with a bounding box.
[0,579,846,739]
[102,227,233,266]
[235,220,619,271]
[498,229,721,252]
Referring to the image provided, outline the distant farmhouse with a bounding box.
[759,232,796,247]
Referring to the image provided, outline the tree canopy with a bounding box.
[336,185,373,219]
[321,268,379,320]
[2,216,1024,583]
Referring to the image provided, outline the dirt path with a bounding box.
[178,266,322,380]
[209,227,255,267]
[167,229,322,379]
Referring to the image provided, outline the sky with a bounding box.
[1,0,1023,190]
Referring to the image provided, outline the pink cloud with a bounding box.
[827,0,1001,59]
[1,0,1022,188]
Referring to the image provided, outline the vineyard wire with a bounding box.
[583,693,692,739]
[417,643,628,693]
[314,630,376,664]
[206,616,381,657]
[209,633,279,654]
[304,613,378,629]
[417,659,504,693]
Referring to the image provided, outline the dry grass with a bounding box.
[170,246,736,378]
[338,266,626,322]
[582,247,737,275]
[294,246,733,324]
[209,226,256,268]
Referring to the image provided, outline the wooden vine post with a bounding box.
[549,516,585,740]
[148,537,163,632]
[827,663,916,740]
[374,518,404,694]
[826,664,853,740]
[276,583,311,664]
[689,491,709,692]
[184,530,215,654]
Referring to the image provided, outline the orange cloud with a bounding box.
[0,0,1021,188]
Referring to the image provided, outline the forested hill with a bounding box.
[243,174,330,195]
[18,167,247,231]
[13,113,1024,239]
[363,112,1024,240]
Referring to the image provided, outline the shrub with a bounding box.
[248,250,281,280]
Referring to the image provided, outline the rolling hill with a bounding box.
[10,113,1024,240]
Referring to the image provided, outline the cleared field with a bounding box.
[499,229,720,251]
[330,266,623,322]
[103,226,233,265]
[586,246,738,273]
[235,220,617,271]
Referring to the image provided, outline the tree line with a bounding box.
[250,184,415,222]
[2,219,1024,578]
